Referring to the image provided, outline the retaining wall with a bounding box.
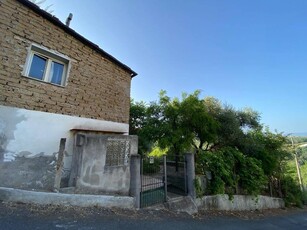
[196,194,285,211]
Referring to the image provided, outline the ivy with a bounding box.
[197,147,266,196]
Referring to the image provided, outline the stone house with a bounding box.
[0,0,138,195]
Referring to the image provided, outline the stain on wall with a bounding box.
[0,154,56,191]
[71,134,138,195]
[0,105,129,191]
[0,134,6,162]
[60,150,72,188]
[0,106,26,162]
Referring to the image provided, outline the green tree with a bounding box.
[157,90,192,156]
[180,91,218,154]
[130,90,304,204]
[203,98,262,151]
[240,129,289,176]
[129,100,163,155]
[238,129,290,196]
[129,100,149,155]
[157,90,219,156]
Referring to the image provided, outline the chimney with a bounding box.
[66,13,73,27]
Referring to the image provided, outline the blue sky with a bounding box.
[39,0,307,134]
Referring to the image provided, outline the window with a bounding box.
[23,44,70,86]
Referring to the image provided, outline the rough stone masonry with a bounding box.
[0,0,134,124]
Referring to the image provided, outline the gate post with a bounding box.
[163,155,168,201]
[185,153,196,199]
[54,138,66,192]
[130,154,141,209]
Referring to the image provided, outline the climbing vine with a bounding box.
[197,147,266,196]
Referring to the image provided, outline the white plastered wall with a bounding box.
[0,105,129,172]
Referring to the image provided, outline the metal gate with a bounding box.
[140,155,187,208]
[166,155,187,196]
[140,155,167,208]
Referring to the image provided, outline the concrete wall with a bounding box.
[0,105,129,191]
[196,194,285,211]
[0,187,135,209]
[70,134,138,195]
[0,0,132,124]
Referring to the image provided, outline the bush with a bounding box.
[303,190,307,205]
[142,157,161,174]
[238,156,266,195]
[197,147,266,196]
[281,175,304,207]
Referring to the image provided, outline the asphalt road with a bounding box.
[0,202,306,230]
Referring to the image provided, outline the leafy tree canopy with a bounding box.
[130,90,304,204]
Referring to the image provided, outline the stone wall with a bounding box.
[0,0,132,124]
[196,194,285,211]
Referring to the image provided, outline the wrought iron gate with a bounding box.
[140,155,187,208]
[166,155,187,196]
[140,155,167,208]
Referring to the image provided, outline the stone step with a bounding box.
[165,196,198,215]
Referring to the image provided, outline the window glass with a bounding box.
[50,61,64,85]
[28,54,46,80]
[24,45,70,86]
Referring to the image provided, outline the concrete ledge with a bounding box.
[0,187,135,209]
[165,196,198,215]
[196,194,285,211]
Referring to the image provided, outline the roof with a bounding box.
[16,0,137,78]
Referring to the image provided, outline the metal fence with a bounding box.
[166,155,187,196]
[140,155,188,208]
[140,156,167,208]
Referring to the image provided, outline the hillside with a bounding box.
[288,139,307,189]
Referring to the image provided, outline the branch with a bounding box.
[192,142,198,150]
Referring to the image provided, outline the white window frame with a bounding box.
[23,44,71,87]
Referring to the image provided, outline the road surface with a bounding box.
[0,202,306,230]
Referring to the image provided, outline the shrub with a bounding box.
[197,147,266,196]
[281,175,304,207]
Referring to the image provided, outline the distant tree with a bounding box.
[290,136,307,144]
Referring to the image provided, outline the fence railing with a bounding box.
[140,156,167,208]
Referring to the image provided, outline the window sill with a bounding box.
[22,74,67,88]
